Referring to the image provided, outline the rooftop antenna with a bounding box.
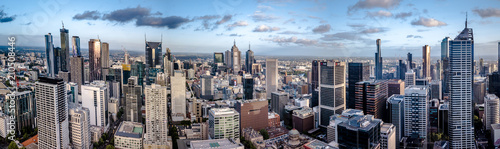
[161,34,163,44]
[145,34,147,43]
[234,39,236,46]
[249,42,251,50]
[97,35,99,40]
[61,21,64,29]
[465,12,468,28]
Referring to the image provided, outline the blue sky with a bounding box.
[1,0,500,57]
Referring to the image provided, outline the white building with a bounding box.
[381,123,396,149]
[143,84,171,148]
[484,94,500,130]
[82,81,109,129]
[35,77,70,149]
[171,71,186,121]
[266,59,278,99]
[115,121,144,149]
[69,106,92,149]
[404,85,428,139]
[209,108,240,141]
[492,124,500,147]
[0,113,9,138]
[404,70,415,87]
[190,138,244,149]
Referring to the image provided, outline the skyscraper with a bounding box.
[68,106,92,149]
[375,39,383,80]
[81,81,109,128]
[398,60,407,80]
[235,99,268,132]
[72,36,81,57]
[101,42,110,79]
[144,84,170,148]
[214,52,224,65]
[124,76,142,123]
[404,85,429,139]
[225,50,232,67]
[208,108,240,140]
[201,75,214,99]
[36,77,69,149]
[171,71,186,121]
[271,92,289,119]
[4,91,36,135]
[405,70,416,87]
[45,33,57,77]
[246,46,254,73]
[266,59,278,98]
[407,52,413,69]
[231,41,242,73]
[387,94,404,149]
[441,37,452,96]
[423,45,431,79]
[243,75,254,100]
[60,23,70,72]
[484,94,500,130]
[448,18,475,148]
[70,56,84,94]
[145,40,163,68]
[354,80,387,121]
[347,63,370,109]
[89,39,102,82]
[319,61,346,126]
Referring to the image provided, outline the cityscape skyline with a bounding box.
[0,0,499,57]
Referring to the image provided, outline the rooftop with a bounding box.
[115,121,143,138]
[492,124,500,130]
[190,138,243,149]
[210,108,238,116]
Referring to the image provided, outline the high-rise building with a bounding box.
[271,92,289,119]
[337,110,382,149]
[225,50,232,67]
[144,84,170,148]
[230,41,242,73]
[387,94,404,149]
[243,75,254,100]
[380,123,396,149]
[70,57,84,94]
[201,75,214,99]
[171,71,186,121]
[292,107,314,133]
[448,18,475,148]
[311,60,326,93]
[72,36,81,57]
[101,42,110,79]
[4,91,36,135]
[354,80,387,121]
[375,39,383,80]
[423,45,431,79]
[81,81,109,128]
[36,77,69,149]
[318,61,346,126]
[114,121,144,149]
[45,33,57,77]
[474,77,487,104]
[68,106,92,149]
[405,70,416,87]
[214,52,224,66]
[235,99,268,132]
[266,59,278,98]
[60,24,70,72]
[404,85,428,140]
[89,39,102,82]
[408,52,413,70]
[208,108,240,140]
[246,46,254,73]
[484,94,500,130]
[145,41,162,68]
[442,37,452,96]
[347,63,370,109]
[387,79,404,97]
[124,76,142,123]
[430,80,442,100]
[397,60,407,80]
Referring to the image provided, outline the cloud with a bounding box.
[417,29,429,32]
[360,28,387,34]
[321,32,372,45]
[406,35,422,38]
[103,6,151,22]
[473,8,500,18]
[251,12,280,22]
[283,18,295,24]
[216,15,232,25]
[226,21,248,30]
[394,12,412,20]
[348,0,401,13]
[136,16,190,28]
[0,10,15,23]
[73,10,101,20]
[366,10,392,18]
[263,36,318,46]
[411,17,447,27]
[229,33,243,37]
[312,24,331,33]
[257,5,273,11]
[278,31,303,34]
[347,24,366,28]
[253,25,280,32]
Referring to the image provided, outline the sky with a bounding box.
[1,0,500,57]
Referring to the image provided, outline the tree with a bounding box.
[260,129,269,140]
[181,120,191,126]
[105,145,115,149]
[8,141,17,149]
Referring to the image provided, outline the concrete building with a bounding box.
[404,70,415,88]
[190,138,244,149]
[380,123,396,149]
[491,124,500,147]
[81,81,109,128]
[318,61,346,126]
[235,99,268,132]
[115,121,144,149]
[0,113,9,138]
[35,77,70,149]
[474,77,487,104]
[292,107,314,133]
[337,110,382,149]
[124,76,142,123]
[171,71,187,121]
[68,106,92,149]
[144,84,170,148]
[201,75,214,99]
[354,80,387,121]
[209,108,240,140]
[484,94,500,130]
[4,91,36,135]
[271,92,289,119]
[268,112,280,128]
[404,85,429,139]
[266,59,278,98]
[242,128,264,149]
[387,94,404,148]
[387,79,404,97]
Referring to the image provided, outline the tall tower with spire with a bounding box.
[375,39,383,80]
[231,40,241,73]
[60,21,70,72]
[448,13,475,148]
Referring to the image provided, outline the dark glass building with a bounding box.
[347,63,370,109]
[337,114,381,149]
